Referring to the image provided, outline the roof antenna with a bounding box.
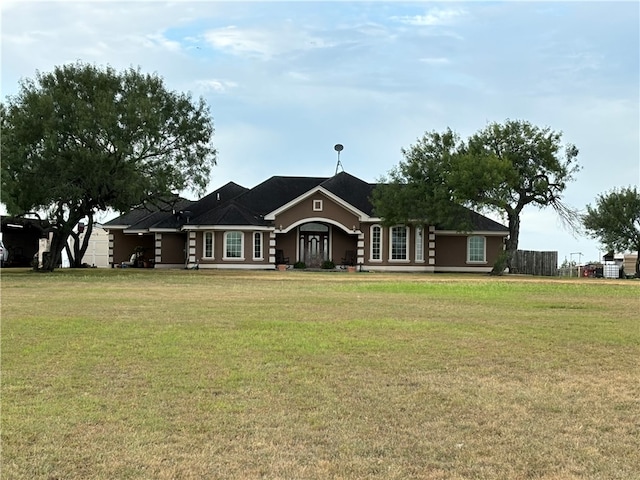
[334,144,344,175]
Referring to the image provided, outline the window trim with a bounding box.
[370,224,382,262]
[223,231,245,260]
[389,225,410,262]
[467,235,487,264]
[253,231,263,260]
[415,226,424,262]
[203,231,214,259]
[313,199,323,212]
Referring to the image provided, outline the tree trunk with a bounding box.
[42,230,68,271]
[505,212,520,273]
[76,217,94,266]
[66,216,94,267]
[65,242,75,267]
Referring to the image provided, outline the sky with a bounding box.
[1,1,638,265]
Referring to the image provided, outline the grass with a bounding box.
[1,269,639,479]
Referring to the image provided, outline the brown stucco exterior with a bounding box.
[109,231,154,266]
[435,234,504,270]
[274,192,360,233]
[158,232,187,265]
[105,173,509,272]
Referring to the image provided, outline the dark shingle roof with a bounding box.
[189,182,249,218]
[236,176,327,215]
[161,182,249,228]
[103,173,507,233]
[103,196,192,229]
[194,200,266,226]
[321,172,376,215]
[434,204,509,232]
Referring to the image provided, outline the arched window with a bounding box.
[370,225,382,261]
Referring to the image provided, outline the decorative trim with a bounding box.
[155,233,162,263]
[196,263,275,270]
[264,186,370,221]
[278,217,359,235]
[365,264,436,273]
[436,230,507,236]
[435,266,493,273]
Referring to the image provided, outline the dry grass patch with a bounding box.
[2,269,639,479]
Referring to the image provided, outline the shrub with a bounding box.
[321,260,336,269]
[293,261,306,269]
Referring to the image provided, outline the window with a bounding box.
[253,232,262,260]
[203,232,214,258]
[467,236,486,263]
[390,226,409,261]
[224,231,243,259]
[415,226,424,262]
[371,225,381,261]
[313,199,323,211]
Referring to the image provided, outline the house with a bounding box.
[104,172,509,272]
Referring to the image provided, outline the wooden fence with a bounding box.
[511,250,558,276]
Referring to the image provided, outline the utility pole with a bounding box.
[570,252,583,277]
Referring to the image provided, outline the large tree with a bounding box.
[372,120,580,273]
[1,62,217,270]
[583,187,640,276]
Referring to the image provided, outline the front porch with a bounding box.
[270,221,362,269]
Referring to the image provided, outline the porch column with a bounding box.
[428,225,436,265]
[188,232,196,265]
[154,233,162,265]
[357,233,365,265]
[108,233,114,267]
[269,231,277,264]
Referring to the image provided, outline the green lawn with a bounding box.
[1,269,639,479]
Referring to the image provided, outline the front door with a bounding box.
[299,223,330,267]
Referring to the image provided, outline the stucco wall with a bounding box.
[275,192,359,232]
[330,228,358,264]
[110,231,154,265]
[194,230,271,266]
[435,234,504,268]
[159,233,187,264]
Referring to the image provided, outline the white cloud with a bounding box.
[195,79,238,93]
[144,33,182,53]
[392,7,467,26]
[203,24,335,59]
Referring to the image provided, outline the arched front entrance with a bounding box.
[299,222,329,267]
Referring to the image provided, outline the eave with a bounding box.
[264,186,370,221]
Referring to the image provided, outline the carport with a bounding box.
[0,216,51,267]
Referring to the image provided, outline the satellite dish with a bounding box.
[334,144,344,152]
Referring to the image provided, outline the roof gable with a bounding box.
[234,176,327,216]
[320,172,376,216]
